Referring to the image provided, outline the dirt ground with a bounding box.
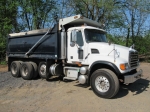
[0,65,8,72]
[0,63,150,112]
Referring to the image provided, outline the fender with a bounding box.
[87,61,121,85]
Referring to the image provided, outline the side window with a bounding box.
[76,31,84,46]
[70,31,84,46]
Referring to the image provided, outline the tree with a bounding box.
[0,0,18,63]
[68,0,119,29]
[56,0,74,19]
[18,0,57,30]
[115,0,150,46]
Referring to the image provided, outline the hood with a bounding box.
[88,42,131,61]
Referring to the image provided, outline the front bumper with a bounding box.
[124,69,143,84]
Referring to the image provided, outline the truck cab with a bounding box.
[60,15,142,98]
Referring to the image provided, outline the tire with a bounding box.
[38,62,50,79]
[20,62,33,80]
[29,62,38,79]
[10,61,22,77]
[91,69,119,99]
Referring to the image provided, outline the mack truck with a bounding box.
[7,15,142,98]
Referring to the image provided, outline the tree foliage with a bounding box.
[0,0,18,62]
[69,0,118,28]
[115,0,150,45]
[18,0,57,30]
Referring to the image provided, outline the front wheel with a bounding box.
[91,69,119,98]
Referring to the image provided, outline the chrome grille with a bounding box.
[129,51,139,68]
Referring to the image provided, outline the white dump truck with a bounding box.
[7,15,142,98]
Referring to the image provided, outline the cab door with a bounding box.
[67,29,85,64]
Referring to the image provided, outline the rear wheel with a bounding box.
[10,61,22,77]
[91,69,119,98]
[38,62,50,79]
[29,62,38,79]
[20,62,33,80]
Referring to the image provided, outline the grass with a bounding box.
[0,60,7,65]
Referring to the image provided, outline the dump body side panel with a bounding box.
[7,25,60,59]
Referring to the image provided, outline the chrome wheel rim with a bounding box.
[95,76,110,92]
[40,64,46,76]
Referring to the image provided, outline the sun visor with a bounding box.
[59,15,102,30]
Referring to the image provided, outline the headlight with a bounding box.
[120,63,129,70]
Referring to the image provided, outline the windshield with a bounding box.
[84,29,107,43]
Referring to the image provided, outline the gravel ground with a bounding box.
[0,63,150,112]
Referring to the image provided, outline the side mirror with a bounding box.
[71,29,77,42]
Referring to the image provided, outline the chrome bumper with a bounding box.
[124,69,143,84]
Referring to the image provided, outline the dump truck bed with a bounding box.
[7,24,60,59]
